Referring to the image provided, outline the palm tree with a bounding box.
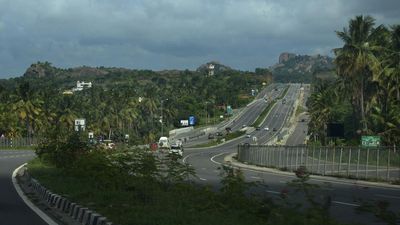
[334,15,383,132]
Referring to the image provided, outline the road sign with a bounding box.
[227,105,233,115]
[361,136,380,147]
[75,119,86,131]
[189,116,196,126]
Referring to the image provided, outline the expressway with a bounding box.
[0,150,48,225]
[182,83,400,225]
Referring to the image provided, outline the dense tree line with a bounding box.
[308,15,400,146]
[0,65,271,143]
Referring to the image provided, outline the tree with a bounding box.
[334,15,383,132]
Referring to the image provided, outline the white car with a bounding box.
[169,143,183,156]
[158,136,171,149]
[264,127,269,131]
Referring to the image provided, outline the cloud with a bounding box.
[0,0,399,77]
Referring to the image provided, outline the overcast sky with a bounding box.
[0,0,399,78]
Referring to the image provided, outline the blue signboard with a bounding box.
[227,105,233,115]
[189,116,196,126]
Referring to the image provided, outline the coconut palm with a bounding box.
[334,15,383,132]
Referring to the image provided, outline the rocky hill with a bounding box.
[270,52,334,83]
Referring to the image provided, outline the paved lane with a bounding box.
[0,150,48,225]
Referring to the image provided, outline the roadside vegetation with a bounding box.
[28,132,399,225]
[308,15,400,146]
[0,66,271,144]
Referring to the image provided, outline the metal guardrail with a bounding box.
[0,137,38,148]
[237,145,400,182]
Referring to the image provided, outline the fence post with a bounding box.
[324,148,328,176]
[365,148,370,179]
[386,147,390,181]
[317,147,321,174]
[286,146,289,170]
[338,148,343,175]
[376,148,380,180]
[295,147,299,170]
[356,148,360,178]
[347,148,352,177]
[332,146,336,174]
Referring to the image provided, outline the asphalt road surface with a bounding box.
[182,84,400,225]
[0,150,47,225]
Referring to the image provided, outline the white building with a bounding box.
[72,81,92,92]
[208,64,215,76]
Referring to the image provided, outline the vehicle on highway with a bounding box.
[264,127,269,131]
[169,142,183,156]
[208,133,215,139]
[242,124,247,128]
[272,128,277,132]
[256,126,261,130]
[225,127,232,133]
[246,134,251,138]
[102,139,115,149]
[158,136,171,149]
[216,131,223,137]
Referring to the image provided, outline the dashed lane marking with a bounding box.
[332,201,360,207]
[375,194,400,200]
[199,178,207,181]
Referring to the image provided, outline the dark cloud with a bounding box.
[0,0,399,77]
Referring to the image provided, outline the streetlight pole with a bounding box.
[160,99,168,136]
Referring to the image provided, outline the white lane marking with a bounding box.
[210,152,227,165]
[375,194,400,200]
[265,190,280,195]
[199,178,207,181]
[332,201,360,207]
[182,152,198,163]
[250,176,262,180]
[12,163,59,225]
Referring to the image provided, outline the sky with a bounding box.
[0,0,399,78]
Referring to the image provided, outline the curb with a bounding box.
[224,153,400,190]
[14,164,114,225]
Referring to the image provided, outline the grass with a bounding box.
[192,131,246,148]
[27,158,267,225]
[251,100,277,127]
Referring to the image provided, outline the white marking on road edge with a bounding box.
[199,178,207,181]
[12,163,59,225]
[250,176,262,180]
[265,190,280,195]
[210,152,227,165]
[332,201,359,207]
[375,194,400,200]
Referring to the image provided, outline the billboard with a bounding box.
[326,123,344,137]
[180,120,189,127]
[189,116,196,126]
[361,136,380,147]
[227,105,233,115]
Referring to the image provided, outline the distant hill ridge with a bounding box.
[270,52,334,83]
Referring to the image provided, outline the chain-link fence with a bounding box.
[0,137,38,148]
[237,144,400,182]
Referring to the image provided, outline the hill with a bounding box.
[270,52,335,83]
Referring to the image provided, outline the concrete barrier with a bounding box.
[17,167,114,225]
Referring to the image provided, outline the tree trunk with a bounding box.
[360,75,368,131]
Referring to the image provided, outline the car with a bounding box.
[246,134,251,138]
[264,127,269,131]
[272,128,277,132]
[208,133,215,139]
[300,118,306,122]
[158,136,171,149]
[242,124,247,128]
[216,132,223,136]
[169,143,183,156]
[256,126,261,130]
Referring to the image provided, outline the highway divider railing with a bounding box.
[237,145,400,182]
